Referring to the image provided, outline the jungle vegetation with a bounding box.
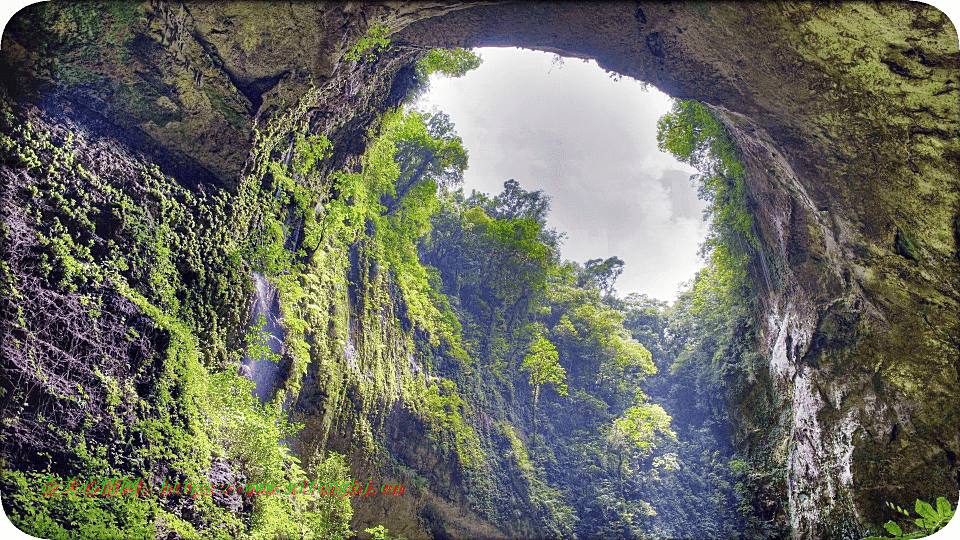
[0,31,773,534]
[4,30,920,538]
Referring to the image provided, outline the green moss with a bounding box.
[419,380,484,468]
[344,24,391,62]
[688,2,713,21]
[894,227,920,261]
[204,89,247,131]
[499,422,532,472]
[0,98,355,538]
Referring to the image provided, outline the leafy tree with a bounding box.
[657,99,762,290]
[481,178,552,224]
[582,256,625,297]
[381,111,467,215]
[417,48,483,79]
[549,273,655,401]
[421,182,559,363]
[606,399,676,496]
[408,48,483,102]
[657,100,735,180]
[521,334,567,445]
[611,400,675,452]
[522,335,568,405]
[620,294,669,363]
[417,174,682,539]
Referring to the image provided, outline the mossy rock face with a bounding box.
[2,2,957,538]
[1,1,450,187]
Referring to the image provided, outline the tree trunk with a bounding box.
[532,385,540,450]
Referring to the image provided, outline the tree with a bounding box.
[420,181,560,363]
[381,111,468,215]
[657,99,759,276]
[611,401,675,452]
[583,256,625,297]
[521,334,567,445]
[408,48,483,102]
[484,179,551,224]
[417,48,483,79]
[606,400,675,496]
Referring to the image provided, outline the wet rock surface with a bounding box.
[242,272,283,403]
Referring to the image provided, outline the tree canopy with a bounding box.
[583,255,625,296]
[521,334,568,400]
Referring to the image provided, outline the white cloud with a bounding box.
[415,47,709,301]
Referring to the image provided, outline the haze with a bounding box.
[415,47,709,301]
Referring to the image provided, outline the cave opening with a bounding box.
[393,45,770,539]
[413,46,708,302]
[1,2,956,539]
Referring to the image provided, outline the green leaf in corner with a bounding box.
[883,521,902,536]
[936,496,953,519]
[915,500,938,522]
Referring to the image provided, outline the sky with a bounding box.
[414,47,708,302]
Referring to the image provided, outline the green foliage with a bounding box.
[245,313,280,364]
[416,48,483,79]
[582,256,625,296]
[657,100,765,293]
[249,127,332,275]
[364,524,408,540]
[610,400,676,454]
[0,39,797,540]
[421,181,560,364]
[243,99,487,502]
[0,470,155,540]
[344,24,391,62]
[0,96,355,538]
[204,370,294,480]
[617,263,782,539]
[408,48,482,102]
[4,80,665,539]
[498,422,533,472]
[604,395,675,508]
[861,498,955,539]
[418,175,682,537]
[549,274,656,398]
[521,335,568,398]
[420,380,484,468]
[651,100,790,538]
[0,24,479,540]
[367,110,469,348]
[481,178,552,224]
[521,334,567,447]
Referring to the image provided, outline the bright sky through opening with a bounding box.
[415,47,709,302]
